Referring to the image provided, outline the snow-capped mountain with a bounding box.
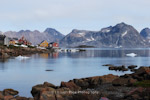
[60,22,149,48]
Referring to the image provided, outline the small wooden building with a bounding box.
[49,42,59,48]
[0,35,5,45]
[18,36,31,45]
[39,40,49,48]
[0,35,11,46]
[9,38,18,45]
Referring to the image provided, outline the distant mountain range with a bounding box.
[60,22,149,48]
[2,28,64,45]
[1,22,150,47]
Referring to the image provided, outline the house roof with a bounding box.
[40,40,48,44]
[49,42,58,44]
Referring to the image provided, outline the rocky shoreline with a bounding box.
[0,45,52,59]
[0,65,150,100]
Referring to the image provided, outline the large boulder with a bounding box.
[15,96,34,100]
[60,81,81,90]
[109,65,128,71]
[43,82,56,88]
[124,87,150,100]
[88,77,102,88]
[112,78,137,86]
[31,84,55,98]
[135,67,150,75]
[131,67,150,81]
[70,93,101,100]
[3,89,19,96]
[128,65,137,69]
[72,79,90,89]
[72,74,118,89]
[99,74,118,84]
[4,95,14,100]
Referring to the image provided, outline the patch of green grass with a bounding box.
[134,80,150,87]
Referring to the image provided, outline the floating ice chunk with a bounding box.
[15,55,30,60]
[126,53,137,57]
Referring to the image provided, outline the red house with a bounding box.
[18,36,31,45]
[49,42,59,48]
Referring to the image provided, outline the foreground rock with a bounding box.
[128,65,137,69]
[0,89,33,100]
[31,74,118,100]
[31,67,150,100]
[1,66,150,100]
[124,87,150,100]
[0,45,52,59]
[112,67,150,86]
[109,65,128,71]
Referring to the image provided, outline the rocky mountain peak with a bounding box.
[44,28,58,33]
[140,28,150,38]
[18,30,31,33]
[71,29,86,34]
[3,28,65,45]
[101,26,112,33]
[44,28,64,38]
[115,22,128,27]
[60,22,149,48]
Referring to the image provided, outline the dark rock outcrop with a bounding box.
[128,65,138,69]
[108,65,128,71]
[60,81,81,90]
[0,89,33,100]
[31,74,118,100]
[112,78,137,86]
[124,87,150,100]
[3,89,19,96]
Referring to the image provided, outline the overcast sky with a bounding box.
[0,0,150,34]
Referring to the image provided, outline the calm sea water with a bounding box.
[0,48,150,97]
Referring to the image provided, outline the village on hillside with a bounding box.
[0,35,59,49]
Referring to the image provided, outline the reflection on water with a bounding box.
[0,48,150,97]
[38,48,150,59]
[39,52,59,59]
[0,58,8,63]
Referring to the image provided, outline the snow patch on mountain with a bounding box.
[122,31,128,37]
[78,32,86,36]
[101,29,110,33]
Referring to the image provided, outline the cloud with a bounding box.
[0,0,150,34]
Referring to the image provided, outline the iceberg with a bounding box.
[15,55,30,60]
[126,53,137,57]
